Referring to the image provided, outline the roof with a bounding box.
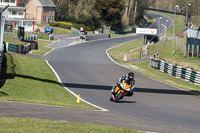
[6,18,37,22]
[187,28,200,39]
[0,6,27,10]
[38,0,56,7]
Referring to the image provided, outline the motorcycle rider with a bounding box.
[111,72,135,98]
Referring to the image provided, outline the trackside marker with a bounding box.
[77,94,80,103]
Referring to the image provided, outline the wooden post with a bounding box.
[180,38,182,51]
[192,44,194,58]
[182,39,184,53]
[197,45,199,57]
[187,44,190,57]
[184,43,186,56]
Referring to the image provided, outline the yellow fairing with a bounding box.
[114,80,131,96]
[122,80,131,90]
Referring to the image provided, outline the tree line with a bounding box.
[51,0,150,30]
[17,0,200,28]
[18,0,150,30]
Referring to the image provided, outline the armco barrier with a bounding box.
[24,35,38,41]
[150,57,200,86]
[85,34,110,41]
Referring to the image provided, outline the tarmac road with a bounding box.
[1,13,200,133]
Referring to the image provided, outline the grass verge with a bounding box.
[108,39,143,61]
[0,117,144,133]
[0,53,97,110]
[36,24,73,35]
[30,40,54,56]
[121,61,200,93]
[148,40,200,71]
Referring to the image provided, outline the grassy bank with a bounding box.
[0,117,144,133]
[148,40,200,71]
[30,40,53,56]
[108,39,143,61]
[36,24,73,35]
[0,53,96,110]
[122,61,200,93]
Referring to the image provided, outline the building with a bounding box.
[0,0,37,32]
[25,0,56,25]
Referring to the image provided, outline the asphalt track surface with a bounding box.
[1,13,200,133]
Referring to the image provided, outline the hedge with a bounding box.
[50,21,72,29]
[50,21,94,31]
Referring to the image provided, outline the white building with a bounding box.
[0,0,37,32]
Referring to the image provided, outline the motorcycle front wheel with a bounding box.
[114,91,123,102]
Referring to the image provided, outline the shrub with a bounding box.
[51,21,94,31]
[50,21,59,27]
[57,22,72,29]
[50,21,72,29]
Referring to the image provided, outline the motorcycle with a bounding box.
[110,80,135,102]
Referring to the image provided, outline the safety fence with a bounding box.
[24,34,38,41]
[150,57,200,86]
[80,34,110,41]
[85,34,110,41]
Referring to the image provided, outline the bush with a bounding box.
[57,22,72,29]
[50,21,95,31]
[50,21,59,27]
[50,21,72,29]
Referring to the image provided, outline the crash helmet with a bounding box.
[125,72,134,84]
[128,72,134,80]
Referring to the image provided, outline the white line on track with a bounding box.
[45,59,108,111]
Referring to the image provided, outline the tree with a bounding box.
[96,0,125,28]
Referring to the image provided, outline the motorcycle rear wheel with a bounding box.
[110,95,114,101]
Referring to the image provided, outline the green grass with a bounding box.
[36,33,49,40]
[121,61,200,93]
[0,117,144,133]
[148,40,200,71]
[36,24,72,35]
[108,39,143,61]
[30,40,53,56]
[0,53,96,110]
[3,38,26,45]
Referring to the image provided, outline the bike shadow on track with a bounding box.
[64,83,112,90]
[117,100,136,103]
[64,83,197,96]
[134,87,197,95]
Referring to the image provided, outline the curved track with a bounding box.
[1,13,200,133]
[44,13,200,132]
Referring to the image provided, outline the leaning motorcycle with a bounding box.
[110,80,135,102]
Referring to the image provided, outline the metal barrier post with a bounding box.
[0,5,9,76]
